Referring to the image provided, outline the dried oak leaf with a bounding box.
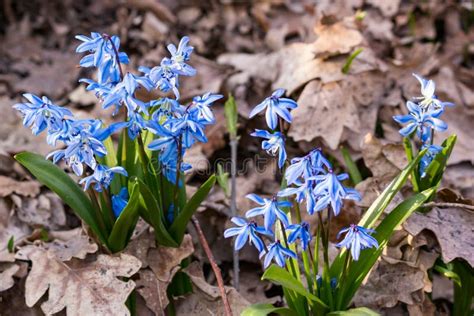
[175,262,250,315]
[404,207,474,267]
[0,198,31,262]
[353,260,425,309]
[136,234,194,314]
[0,263,20,292]
[11,193,66,230]
[313,19,363,58]
[0,176,41,198]
[15,245,141,316]
[42,228,98,261]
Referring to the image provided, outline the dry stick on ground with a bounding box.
[191,215,233,316]
[423,202,474,212]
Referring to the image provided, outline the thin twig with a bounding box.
[191,216,233,316]
[423,202,474,212]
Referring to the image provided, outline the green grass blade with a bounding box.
[328,307,380,315]
[14,152,107,245]
[342,48,363,74]
[241,303,297,316]
[341,146,362,184]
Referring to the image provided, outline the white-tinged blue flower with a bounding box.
[419,144,442,177]
[189,93,223,124]
[150,98,182,118]
[13,94,72,135]
[160,160,191,185]
[393,101,448,143]
[287,221,311,250]
[285,149,332,185]
[412,73,454,110]
[224,217,271,252]
[167,36,196,76]
[245,194,291,231]
[278,179,317,214]
[336,224,379,261]
[251,129,287,168]
[112,187,129,218]
[166,112,207,148]
[139,60,181,99]
[79,165,128,192]
[311,171,361,216]
[249,89,297,130]
[125,110,148,140]
[260,240,297,268]
[147,121,180,163]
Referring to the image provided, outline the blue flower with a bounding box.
[249,89,297,130]
[125,110,148,140]
[139,60,181,99]
[285,149,332,185]
[167,36,196,76]
[189,93,223,124]
[245,194,291,231]
[419,144,442,177]
[150,98,182,118]
[336,224,379,261]
[287,221,311,250]
[393,101,447,143]
[167,112,207,148]
[224,217,271,252]
[278,179,317,214]
[13,94,72,135]
[79,165,128,191]
[160,160,191,184]
[112,188,129,218]
[412,73,454,110]
[251,129,287,168]
[260,240,296,268]
[311,171,361,216]
[147,121,179,162]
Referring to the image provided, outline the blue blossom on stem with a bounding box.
[189,93,223,124]
[13,94,72,135]
[167,112,207,148]
[285,149,332,185]
[278,179,317,214]
[251,129,287,168]
[393,101,447,143]
[287,221,312,250]
[412,73,454,110]
[167,36,196,76]
[419,144,442,177]
[336,224,379,261]
[245,194,291,231]
[260,240,297,268]
[223,217,271,252]
[147,121,179,162]
[311,171,361,216]
[112,188,129,218]
[79,165,127,192]
[249,89,297,130]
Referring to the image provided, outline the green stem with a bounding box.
[172,136,183,221]
[335,251,351,309]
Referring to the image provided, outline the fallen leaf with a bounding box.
[404,207,474,266]
[11,193,66,230]
[42,228,98,261]
[313,19,363,58]
[367,0,401,17]
[15,245,141,315]
[0,198,31,262]
[0,176,41,198]
[175,262,250,315]
[0,263,20,292]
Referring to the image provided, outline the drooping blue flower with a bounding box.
[287,221,312,250]
[125,110,148,140]
[393,101,447,143]
[245,194,291,231]
[139,60,180,99]
[285,149,332,185]
[311,171,361,216]
[112,187,129,218]
[412,73,454,110]
[189,93,223,124]
[147,120,179,162]
[260,240,297,268]
[251,129,287,168]
[419,144,442,177]
[224,217,271,252]
[13,94,72,135]
[249,89,298,130]
[79,165,128,192]
[150,97,182,118]
[278,179,317,214]
[166,112,207,148]
[160,160,192,184]
[336,224,379,261]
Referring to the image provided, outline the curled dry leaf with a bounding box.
[136,234,194,314]
[42,228,98,261]
[0,263,20,292]
[175,262,250,315]
[0,176,41,198]
[15,245,141,316]
[11,193,66,230]
[404,207,474,267]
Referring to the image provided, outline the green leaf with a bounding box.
[262,265,328,310]
[100,136,121,194]
[7,236,14,253]
[341,146,362,184]
[330,149,426,277]
[216,163,230,197]
[242,303,297,316]
[452,260,474,316]
[419,134,456,191]
[169,175,216,244]
[14,152,107,245]
[107,180,140,252]
[136,179,179,247]
[328,307,380,316]
[224,94,238,138]
[337,187,436,309]
[342,48,363,74]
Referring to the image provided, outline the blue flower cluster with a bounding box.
[225,90,376,267]
[14,33,222,218]
[393,74,453,177]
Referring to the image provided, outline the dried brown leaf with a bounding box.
[16,245,141,316]
[313,20,363,58]
[404,207,474,266]
[0,263,20,292]
[0,176,41,198]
